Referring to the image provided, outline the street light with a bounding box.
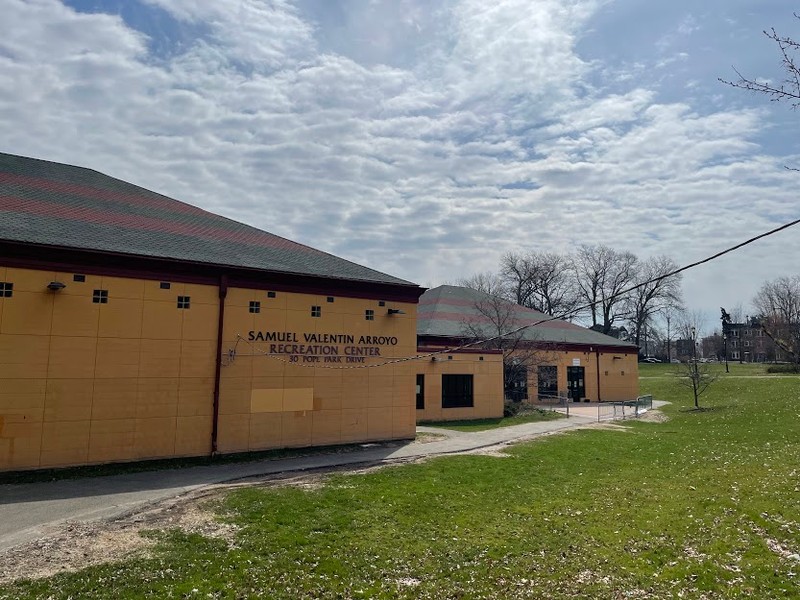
[722,333,729,373]
[720,307,732,374]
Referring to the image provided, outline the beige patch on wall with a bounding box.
[250,388,313,412]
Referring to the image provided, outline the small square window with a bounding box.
[177,296,191,309]
[479,356,484,361]
[365,309,374,321]
[267,291,277,298]
[0,282,13,298]
[249,301,261,313]
[92,289,108,304]
[327,296,334,303]
[311,305,321,317]
[160,282,171,290]
[447,355,453,360]
[73,274,86,283]
[378,301,386,307]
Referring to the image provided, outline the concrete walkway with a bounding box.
[0,412,604,552]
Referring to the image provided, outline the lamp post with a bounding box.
[720,307,731,374]
[722,333,729,373]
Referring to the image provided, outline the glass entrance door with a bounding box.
[566,366,585,402]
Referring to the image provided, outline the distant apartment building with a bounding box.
[722,318,783,363]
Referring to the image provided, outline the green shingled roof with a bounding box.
[0,152,418,287]
[418,285,638,349]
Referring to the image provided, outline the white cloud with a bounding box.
[0,0,798,319]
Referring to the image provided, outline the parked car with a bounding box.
[670,358,681,363]
[642,357,661,363]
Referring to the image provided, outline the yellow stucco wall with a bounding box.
[216,287,417,453]
[414,352,504,422]
[0,266,418,471]
[528,350,639,402]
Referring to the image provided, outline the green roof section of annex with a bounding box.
[0,152,419,288]
[417,285,638,350]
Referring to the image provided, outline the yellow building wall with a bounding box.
[527,350,639,402]
[0,266,216,471]
[0,267,419,471]
[415,352,504,422]
[217,288,418,453]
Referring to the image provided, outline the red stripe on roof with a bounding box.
[0,195,315,253]
[0,172,207,216]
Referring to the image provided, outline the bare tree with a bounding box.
[500,251,579,317]
[627,256,683,350]
[459,289,555,402]
[720,14,800,170]
[662,301,682,362]
[720,14,800,108]
[728,302,745,324]
[752,275,800,370]
[674,314,718,409]
[571,244,638,334]
[499,252,536,308]
[456,272,507,298]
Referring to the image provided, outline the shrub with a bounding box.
[503,400,522,417]
[766,363,800,373]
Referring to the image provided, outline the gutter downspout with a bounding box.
[595,348,602,403]
[211,274,228,455]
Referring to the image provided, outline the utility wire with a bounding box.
[232,217,800,370]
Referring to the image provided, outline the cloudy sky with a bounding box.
[1,0,798,330]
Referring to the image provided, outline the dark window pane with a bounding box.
[442,374,473,408]
[537,365,558,399]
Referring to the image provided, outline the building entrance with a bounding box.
[566,366,585,402]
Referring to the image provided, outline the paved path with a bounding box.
[0,412,604,552]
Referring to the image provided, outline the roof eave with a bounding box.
[0,239,427,302]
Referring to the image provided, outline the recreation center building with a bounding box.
[0,153,638,472]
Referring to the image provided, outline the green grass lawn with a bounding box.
[420,409,563,432]
[638,361,773,377]
[3,374,800,599]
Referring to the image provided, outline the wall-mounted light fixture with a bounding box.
[47,281,66,291]
[387,308,405,315]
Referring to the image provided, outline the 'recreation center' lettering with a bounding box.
[247,330,398,363]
